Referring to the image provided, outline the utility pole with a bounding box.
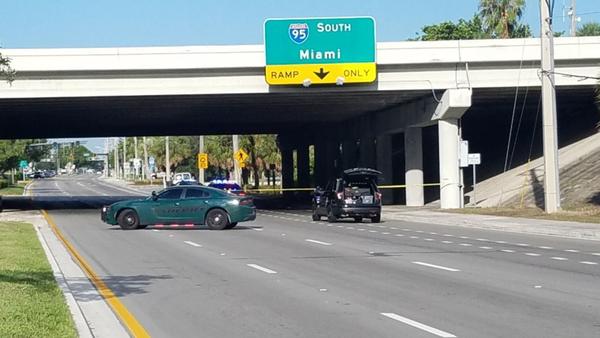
[569,0,577,37]
[540,0,561,213]
[143,136,149,180]
[114,138,119,179]
[104,138,109,177]
[199,136,205,184]
[123,137,127,179]
[165,136,171,184]
[134,136,139,179]
[232,135,240,183]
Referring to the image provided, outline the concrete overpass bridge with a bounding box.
[1,37,599,208]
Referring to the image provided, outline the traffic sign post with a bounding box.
[264,17,376,85]
[198,153,208,169]
[468,153,481,206]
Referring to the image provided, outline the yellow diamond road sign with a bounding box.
[235,149,249,162]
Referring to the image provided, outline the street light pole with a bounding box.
[570,0,577,37]
[199,135,205,184]
[143,136,149,180]
[540,0,561,213]
[232,135,240,183]
[123,137,127,179]
[165,136,171,184]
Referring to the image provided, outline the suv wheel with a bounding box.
[354,217,363,223]
[371,214,381,223]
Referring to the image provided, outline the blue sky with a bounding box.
[1,0,598,48]
[3,0,598,152]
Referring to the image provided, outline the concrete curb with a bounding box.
[382,207,600,241]
[0,210,132,338]
[33,218,94,338]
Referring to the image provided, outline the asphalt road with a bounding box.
[31,176,600,338]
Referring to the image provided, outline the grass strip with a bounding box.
[0,221,77,338]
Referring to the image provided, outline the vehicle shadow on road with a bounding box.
[65,274,173,302]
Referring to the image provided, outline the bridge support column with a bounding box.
[342,140,358,170]
[296,143,310,189]
[359,136,376,168]
[405,127,424,207]
[281,145,294,194]
[376,134,394,205]
[438,119,461,209]
[314,140,328,188]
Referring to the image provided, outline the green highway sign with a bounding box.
[264,17,376,85]
[19,160,28,169]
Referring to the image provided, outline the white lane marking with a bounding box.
[346,227,354,230]
[369,230,378,233]
[476,238,488,241]
[459,236,469,239]
[429,232,438,235]
[358,228,366,231]
[410,236,419,239]
[424,238,434,241]
[525,253,541,256]
[443,234,454,237]
[592,253,600,256]
[539,246,553,250]
[565,249,580,253]
[459,243,472,247]
[184,241,202,247]
[415,230,424,233]
[551,257,568,261]
[381,313,457,338]
[442,241,453,244]
[337,225,344,228]
[517,243,530,247]
[580,261,598,265]
[252,228,263,231]
[501,249,515,253]
[412,262,460,272]
[382,232,391,235]
[390,227,398,230]
[327,224,334,227]
[305,239,332,246]
[152,229,160,232]
[247,264,277,274]
[395,234,404,237]
[479,246,493,249]
[402,228,411,231]
[495,241,507,244]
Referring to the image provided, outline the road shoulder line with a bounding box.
[41,210,149,338]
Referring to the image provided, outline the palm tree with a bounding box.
[479,0,526,39]
[0,51,16,83]
[577,22,600,37]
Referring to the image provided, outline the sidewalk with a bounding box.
[0,210,129,338]
[382,206,600,241]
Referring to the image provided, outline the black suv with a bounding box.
[312,168,382,223]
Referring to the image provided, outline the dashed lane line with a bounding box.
[305,239,333,246]
[381,313,457,338]
[580,261,598,265]
[184,241,202,248]
[551,257,568,261]
[247,264,278,274]
[412,262,461,272]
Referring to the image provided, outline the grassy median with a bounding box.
[0,221,77,338]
